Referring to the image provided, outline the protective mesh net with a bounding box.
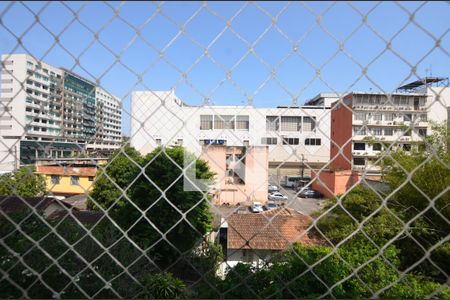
[0,1,449,299]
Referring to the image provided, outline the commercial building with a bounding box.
[0,54,122,172]
[131,90,331,179]
[312,77,450,197]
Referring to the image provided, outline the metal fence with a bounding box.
[0,1,449,299]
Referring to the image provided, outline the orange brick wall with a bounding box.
[312,170,361,198]
[330,95,353,170]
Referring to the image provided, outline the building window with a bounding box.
[200,115,213,130]
[355,112,366,121]
[372,143,382,151]
[353,157,365,166]
[371,128,382,136]
[280,116,301,132]
[266,116,279,131]
[353,143,365,150]
[384,113,394,121]
[353,126,366,135]
[302,116,316,132]
[403,114,412,122]
[88,176,94,182]
[282,137,299,145]
[305,138,321,146]
[70,176,80,185]
[235,115,249,130]
[419,114,427,122]
[418,128,427,137]
[155,138,161,145]
[373,113,382,121]
[261,137,277,145]
[214,115,234,130]
[384,128,393,136]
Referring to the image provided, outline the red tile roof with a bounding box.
[227,207,319,250]
[36,166,97,177]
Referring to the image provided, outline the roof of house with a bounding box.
[36,166,97,177]
[0,195,73,213]
[48,209,104,225]
[62,194,88,210]
[227,207,319,250]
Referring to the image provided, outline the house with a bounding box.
[36,165,97,196]
[217,207,319,276]
[0,195,102,224]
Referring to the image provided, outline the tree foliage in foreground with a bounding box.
[0,166,46,197]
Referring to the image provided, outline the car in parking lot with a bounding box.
[268,192,288,201]
[264,201,278,211]
[251,202,264,213]
[298,188,323,199]
[268,184,279,193]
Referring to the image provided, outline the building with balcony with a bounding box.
[130,90,331,178]
[0,54,122,172]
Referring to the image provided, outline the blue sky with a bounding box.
[0,1,449,135]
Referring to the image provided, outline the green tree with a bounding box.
[88,146,143,210]
[140,272,187,299]
[0,166,46,197]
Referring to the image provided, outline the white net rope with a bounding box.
[0,1,449,299]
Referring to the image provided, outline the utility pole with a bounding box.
[301,154,305,179]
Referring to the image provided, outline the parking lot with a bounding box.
[281,187,326,216]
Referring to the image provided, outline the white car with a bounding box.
[251,202,264,213]
[268,192,288,201]
[268,184,279,193]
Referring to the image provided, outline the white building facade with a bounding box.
[130,90,331,174]
[0,54,122,172]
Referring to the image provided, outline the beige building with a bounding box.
[200,145,268,205]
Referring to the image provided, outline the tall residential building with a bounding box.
[131,90,331,177]
[0,54,122,172]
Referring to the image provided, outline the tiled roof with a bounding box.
[49,210,103,225]
[36,166,97,177]
[227,207,319,250]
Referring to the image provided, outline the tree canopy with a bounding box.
[0,166,46,197]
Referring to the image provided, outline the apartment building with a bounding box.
[0,54,122,172]
[130,90,331,176]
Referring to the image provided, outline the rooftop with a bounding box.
[227,207,319,250]
[36,165,97,177]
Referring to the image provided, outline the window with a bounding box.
[261,137,277,145]
[282,137,299,145]
[214,115,234,130]
[266,116,279,131]
[353,126,366,135]
[354,143,365,150]
[235,115,249,130]
[280,116,301,131]
[353,157,365,166]
[403,114,412,122]
[305,138,321,146]
[373,113,382,121]
[355,112,366,121]
[372,128,382,136]
[242,249,254,263]
[200,115,212,130]
[419,114,427,122]
[302,116,316,132]
[384,113,394,121]
[51,175,60,184]
[402,144,411,151]
[70,176,80,185]
[88,176,94,182]
[372,143,382,151]
[384,128,393,136]
[418,128,427,137]
[155,138,161,145]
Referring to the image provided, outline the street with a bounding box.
[280,187,326,216]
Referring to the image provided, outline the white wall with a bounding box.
[130,90,331,165]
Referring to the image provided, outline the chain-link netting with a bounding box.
[0,1,449,299]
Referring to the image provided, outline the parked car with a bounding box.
[268,192,288,201]
[264,201,278,211]
[268,184,279,193]
[299,188,323,198]
[251,202,264,213]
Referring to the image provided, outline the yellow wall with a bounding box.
[45,175,94,195]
